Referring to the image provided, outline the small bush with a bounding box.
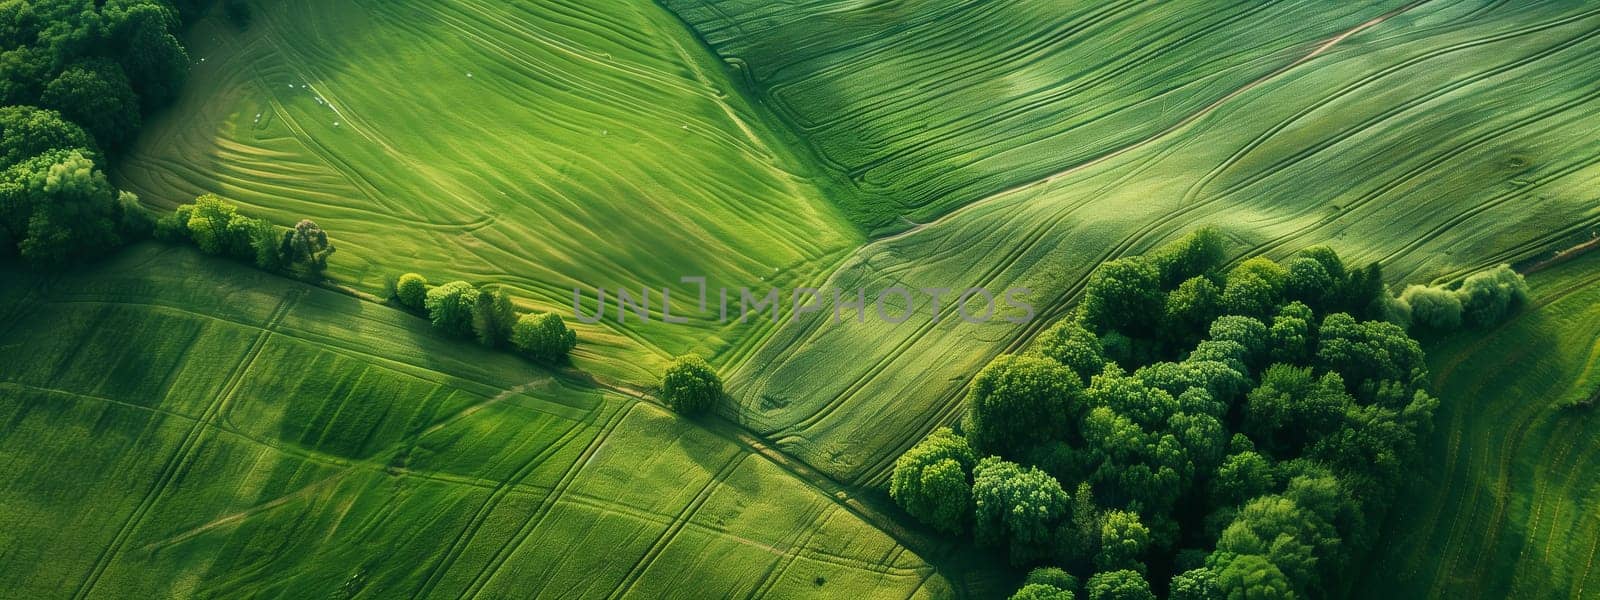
[511,312,577,362]
[396,273,428,309]
[661,354,721,415]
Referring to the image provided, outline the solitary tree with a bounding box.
[661,354,721,415]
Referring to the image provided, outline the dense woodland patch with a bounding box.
[892,230,1529,599]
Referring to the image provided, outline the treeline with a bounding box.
[154,193,333,275]
[393,273,578,363]
[890,229,1528,600]
[0,0,239,266]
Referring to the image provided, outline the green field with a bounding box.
[116,0,862,383]
[8,0,1597,597]
[1354,251,1600,599]
[0,245,946,598]
[705,0,1600,486]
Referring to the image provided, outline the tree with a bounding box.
[0,148,121,265]
[1242,366,1350,455]
[0,106,95,169]
[396,273,428,309]
[1213,554,1295,600]
[972,457,1071,565]
[1220,258,1286,319]
[280,219,334,274]
[40,59,141,151]
[471,287,515,347]
[1095,510,1151,572]
[891,428,976,534]
[1081,256,1163,335]
[1208,316,1269,369]
[963,355,1083,459]
[106,1,191,110]
[1084,570,1155,600]
[661,354,721,415]
[1033,319,1107,381]
[1455,265,1528,327]
[1267,302,1313,365]
[1281,257,1332,312]
[1011,583,1076,600]
[1164,276,1223,345]
[1209,451,1275,507]
[510,312,577,362]
[1151,227,1227,288]
[425,281,480,337]
[1169,567,1219,600]
[1399,284,1461,332]
[1025,567,1079,591]
[181,194,250,256]
[1314,313,1425,398]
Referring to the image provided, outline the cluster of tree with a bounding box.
[890,229,1445,599]
[395,273,578,363]
[1,1,236,266]
[661,354,722,415]
[154,194,332,275]
[1397,265,1529,334]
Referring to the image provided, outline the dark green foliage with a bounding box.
[1168,567,1218,600]
[963,355,1083,459]
[424,281,480,337]
[1025,567,1080,591]
[1220,258,1286,319]
[1400,284,1462,332]
[1084,570,1155,600]
[1314,313,1425,399]
[661,353,721,415]
[1242,366,1350,456]
[1081,256,1163,335]
[0,106,95,168]
[471,287,515,347]
[1209,451,1275,507]
[1455,265,1528,328]
[1164,276,1223,345]
[1150,228,1227,289]
[1011,583,1076,600]
[1267,302,1313,365]
[0,148,121,264]
[280,219,335,274]
[891,428,976,534]
[40,59,140,151]
[1281,257,1332,311]
[0,0,189,150]
[1208,316,1268,369]
[927,237,1443,600]
[510,312,578,362]
[1095,510,1150,573]
[1033,319,1108,381]
[972,457,1071,565]
[395,273,428,309]
[1212,554,1294,599]
[223,0,252,28]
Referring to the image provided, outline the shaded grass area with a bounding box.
[1352,250,1600,599]
[116,0,862,384]
[0,245,945,599]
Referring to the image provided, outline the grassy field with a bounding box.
[0,245,947,599]
[115,0,861,384]
[702,0,1600,486]
[1352,250,1600,599]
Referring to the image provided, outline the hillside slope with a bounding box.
[0,245,946,599]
